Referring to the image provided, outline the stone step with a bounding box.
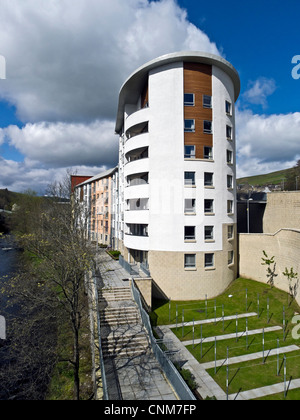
[99,289,132,302]
[100,316,140,326]
[100,311,140,321]
[101,335,150,358]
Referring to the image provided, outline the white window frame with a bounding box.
[184,93,195,106]
[203,120,212,134]
[184,226,196,241]
[204,199,214,214]
[184,119,195,132]
[184,254,196,269]
[184,171,196,186]
[203,95,212,108]
[184,145,196,159]
[185,198,196,214]
[205,253,214,268]
[204,226,214,241]
[226,100,232,115]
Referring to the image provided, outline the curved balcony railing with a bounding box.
[124,233,150,251]
[124,132,149,156]
[124,210,149,225]
[124,183,149,200]
[125,107,150,134]
[124,158,149,178]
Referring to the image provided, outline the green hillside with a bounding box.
[237,167,294,187]
[0,188,21,210]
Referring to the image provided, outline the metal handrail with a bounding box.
[131,280,196,401]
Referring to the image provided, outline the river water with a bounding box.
[0,235,21,279]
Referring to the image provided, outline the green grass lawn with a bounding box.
[150,278,300,400]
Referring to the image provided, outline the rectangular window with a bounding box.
[184,93,195,106]
[203,95,212,108]
[184,226,196,240]
[205,253,214,268]
[184,145,196,159]
[226,125,232,139]
[227,150,233,164]
[228,250,234,265]
[226,100,232,115]
[204,146,213,160]
[228,225,234,240]
[204,120,212,134]
[205,226,214,241]
[204,172,214,187]
[227,200,233,214]
[204,199,214,214]
[184,119,195,132]
[227,175,233,189]
[185,254,196,269]
[184,171,195,186]
[185,199,196,214]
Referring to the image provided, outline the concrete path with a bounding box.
[229,378,300,400]
[95,250,178,401]
[167,312,257,329]
[182,325,282,346]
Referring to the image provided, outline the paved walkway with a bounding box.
[182,325,282,346]
[95,250,178,401]
[167,312,258,329]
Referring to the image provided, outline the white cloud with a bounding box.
[4,120,118,168]
[0,155,106,193]
[0,0,223,191]
[0,0,221,124]
[236,109,300,177]
[242,77,277,108]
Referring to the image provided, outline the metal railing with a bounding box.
[119,254,139,275]
[131,280,196,401]
[92,271,109,400]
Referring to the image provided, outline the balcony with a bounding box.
[125,132,149,157]
[125,146,148,164]
[124,158,149,178]
[124,234,150,251]
[125,107,150,134]
[125,209,149,225]
[126,121,148,141]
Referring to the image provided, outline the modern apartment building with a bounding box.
[74,167,118,247]
[114,51,240,301]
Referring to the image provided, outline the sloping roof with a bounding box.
[74,166,118,188]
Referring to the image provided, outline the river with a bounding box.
[0,235,21,279]
[0,235,22,399]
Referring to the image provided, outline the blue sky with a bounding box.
[0,0,299,192]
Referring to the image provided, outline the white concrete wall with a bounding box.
[148,62,185,252]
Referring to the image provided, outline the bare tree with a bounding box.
[2,172,95,400]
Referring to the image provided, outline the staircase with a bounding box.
[99,286,151,359]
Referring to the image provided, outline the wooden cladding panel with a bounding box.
[141,80,149,108]
[184,63,213,159]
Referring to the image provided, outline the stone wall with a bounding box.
[239,229,300,306]
[263,191,300,233]
[148,224,237,301]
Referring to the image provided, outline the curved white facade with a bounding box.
[115,52,240,300]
